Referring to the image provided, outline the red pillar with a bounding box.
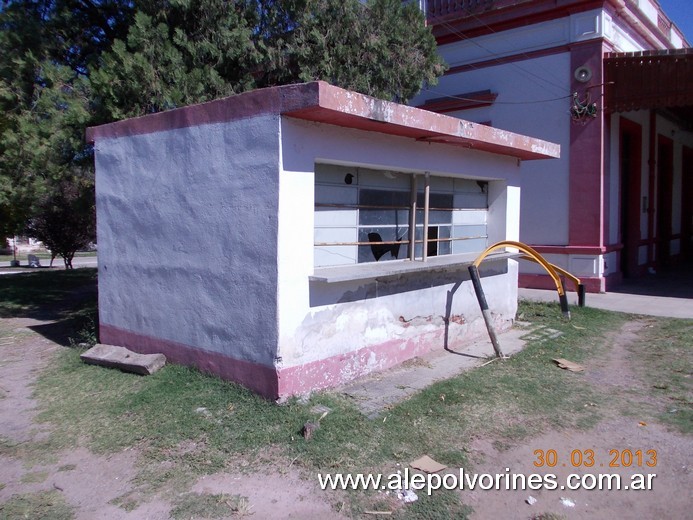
[568,40,607,248]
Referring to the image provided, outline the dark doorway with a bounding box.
[657,136,674,270]
[619,118,642,277]
[683,146,693,262]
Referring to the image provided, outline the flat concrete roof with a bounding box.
[87,81,560,161]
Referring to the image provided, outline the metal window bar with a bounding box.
[315,171,487,263]
[316,203,482,211]
[314,235,488,247]
[423,172,431,262]
[409,174,418,261]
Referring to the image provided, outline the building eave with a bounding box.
[87,81,559,161]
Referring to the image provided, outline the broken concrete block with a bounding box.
[80,343,166,375]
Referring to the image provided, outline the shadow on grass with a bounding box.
[0,268,98,346]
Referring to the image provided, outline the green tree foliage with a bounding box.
[279,0,446,103]
[0,62,91,240]
[0,0,131,239]
[1,0,446,251]
[92,0,446,119]
[26,177,96,268]
[90,1,260,120]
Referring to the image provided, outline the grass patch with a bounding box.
[6,268,680,516]
[170,493,250,519]
[0,490,74,520]
[0,435,64,467]
[627,317,693,433]
[397,490,473,519]
[0,268,97,323]
[530,514,566,520]
[28,299,628,512]
[0,251,96,264]
[20,471,49,484]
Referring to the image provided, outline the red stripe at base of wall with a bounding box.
[100,320,511,399]
[519,273,605,293]
[100,323,280,398]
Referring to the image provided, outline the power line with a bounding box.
[426,10,569,97]
[423,86,572,105]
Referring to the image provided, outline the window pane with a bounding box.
[360,189,409,207]
[360,209,409,226]
[452,237,488,254]
[429,210,452,224]
[358,227,408,263]
[416,192,453,208]
[452,225,487,239]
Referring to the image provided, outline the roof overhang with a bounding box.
[605,49,693,127]
[87,81,559,161]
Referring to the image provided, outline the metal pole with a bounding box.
[409,174,418,261]
[423,172,430,262]
[578,284,586,307]
[468,265,505,359]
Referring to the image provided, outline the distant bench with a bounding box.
[28,254,41,268]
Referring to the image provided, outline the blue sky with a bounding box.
[658,0,693,44]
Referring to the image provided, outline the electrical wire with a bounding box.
[422,85,572,105]
[426,8,570,97]
[437,5,568,93]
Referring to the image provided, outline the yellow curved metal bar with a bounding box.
[473,240,565,296]
[519,255,581,292]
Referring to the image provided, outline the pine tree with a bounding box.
[0,0,446,249]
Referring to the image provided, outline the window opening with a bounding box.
[314,165,488,268]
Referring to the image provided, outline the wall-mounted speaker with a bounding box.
[574,65,593,83]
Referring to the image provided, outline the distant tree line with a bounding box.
[0,0,446,267]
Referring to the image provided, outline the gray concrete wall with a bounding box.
[95,115,281,367]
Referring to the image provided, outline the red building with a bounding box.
[416,0,693,291]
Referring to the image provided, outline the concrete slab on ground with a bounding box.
[340,326,530,418]
[519,288,693,319]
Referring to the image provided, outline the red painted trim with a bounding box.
[86,83,319,142]
[87,81,559,161]
[430,0,604,45]
[445,44,571,75]
[100,323,280,398]
[417,90,497,114]
[604,111,612,253]
[279,331,445,396]
[568,40,607,248]
[528,244,622,255]
[605,0,686,49]
[101,321,510,399]
[430,0,684,49]
[519,273,604,293]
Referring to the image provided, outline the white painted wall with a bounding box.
[277,117,522,368]
[415,52,571,246]
[95,115,282,367]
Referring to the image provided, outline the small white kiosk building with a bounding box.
[88,81,559,399]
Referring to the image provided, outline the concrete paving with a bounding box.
[340,325,532,418]
[0,255,97,275]
[519,287,693,319]
[520,267,693,319]
[341,269,692,416]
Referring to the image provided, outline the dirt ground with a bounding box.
[0,315,691,519]
[465,322,691,519]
